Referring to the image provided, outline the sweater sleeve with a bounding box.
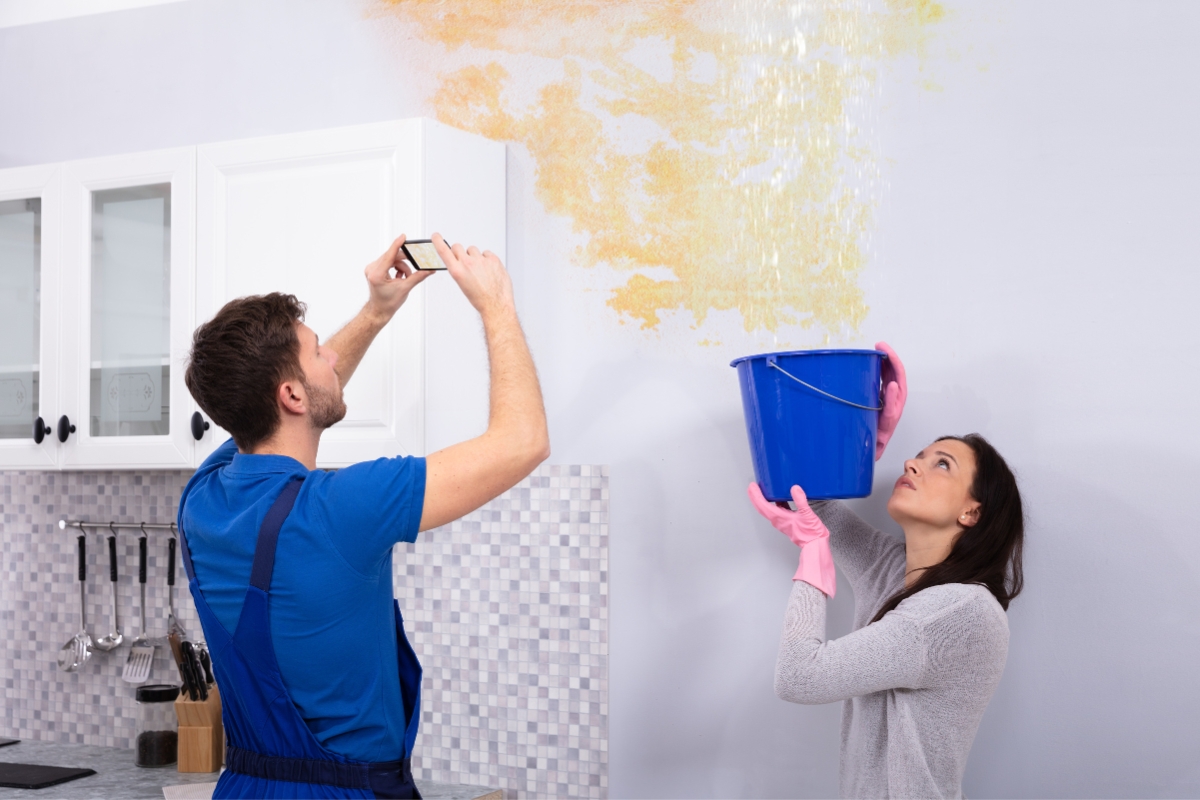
[811,500,905,598]
[774,581,928,705]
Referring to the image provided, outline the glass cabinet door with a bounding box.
[0,197,40,439]
[89,184,171,438]
[0,163,59,468]
[61,148,194,468]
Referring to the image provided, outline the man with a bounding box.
[178,234,548,798]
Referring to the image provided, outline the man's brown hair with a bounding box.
[185,293,307,451]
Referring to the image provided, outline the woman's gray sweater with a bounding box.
[775,501,1009,799]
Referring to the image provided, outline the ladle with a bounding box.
[94,526,123,652]
[58,535,93,672]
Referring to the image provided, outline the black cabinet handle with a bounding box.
[33,416,48,444]
[57,415,76,443]
[190,412,210,441]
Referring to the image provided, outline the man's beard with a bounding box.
[303,379,347,430]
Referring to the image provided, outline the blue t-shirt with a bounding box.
[178,438,425,762]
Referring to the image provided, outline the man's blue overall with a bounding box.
[180,478,423,798]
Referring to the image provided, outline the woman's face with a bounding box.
[886,438,981,531]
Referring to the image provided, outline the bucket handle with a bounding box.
[767,357,883,412]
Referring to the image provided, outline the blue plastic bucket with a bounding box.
[731,349,886,502]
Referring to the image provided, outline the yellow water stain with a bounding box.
[380,0,944,336]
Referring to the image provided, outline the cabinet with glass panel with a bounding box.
[0,118,502,470]
[58,148,196,468]
[0,164,62,468]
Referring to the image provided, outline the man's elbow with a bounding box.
[525,431,551,470]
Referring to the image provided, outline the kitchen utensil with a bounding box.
[181,641,206,701]
[166,533,186,640]
[178,641,198,701]
[94,529,124,652]
[168,630,186,684]
[197,644,214,686]
[122,534,154,684]
[58,536,93,672]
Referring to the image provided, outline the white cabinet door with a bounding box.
[59,148,196,469]
[195,118,504,467]
[0,164,62,468]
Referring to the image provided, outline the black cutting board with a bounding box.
[0,762,97,790]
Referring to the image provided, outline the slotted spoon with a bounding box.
[58,536,93,672]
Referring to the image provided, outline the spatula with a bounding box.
[122,535,154,684]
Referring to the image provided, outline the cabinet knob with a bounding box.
[33,416,48,444]
[190,412,210,441]
[57,415,76,443]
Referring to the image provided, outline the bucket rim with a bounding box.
[729,348,887,368]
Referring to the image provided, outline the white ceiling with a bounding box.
[0,0,190,30]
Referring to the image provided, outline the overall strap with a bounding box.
[250,478,304,592]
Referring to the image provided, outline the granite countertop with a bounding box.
[0,740,500,799]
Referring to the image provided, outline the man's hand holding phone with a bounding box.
[363,235,434,325]
[431,232,515,319]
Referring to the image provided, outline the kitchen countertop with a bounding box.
[0,740,501,799]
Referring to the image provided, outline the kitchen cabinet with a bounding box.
[195,118,502,467]
[0,164,61,468]
[58,148,197,469]
[0,119,502,470]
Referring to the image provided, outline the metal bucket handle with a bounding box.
[766,356,883,412]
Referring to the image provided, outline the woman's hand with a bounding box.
[748,483,837,597]
[875,341,907,460]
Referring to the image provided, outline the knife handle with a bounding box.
[199,646,215,686]
[180,642,199,701]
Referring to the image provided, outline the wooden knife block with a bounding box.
[174,685,224,773]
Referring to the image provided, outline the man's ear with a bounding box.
[959,502,982,528]
[277,379,307,417]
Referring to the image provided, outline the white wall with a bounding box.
[2,1,1198,797]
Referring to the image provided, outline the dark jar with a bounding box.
[134,684,179,767]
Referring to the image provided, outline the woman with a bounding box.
[749,346,1024,799]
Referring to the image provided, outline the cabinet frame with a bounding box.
[0,164,62,468]
[58,147,196,469]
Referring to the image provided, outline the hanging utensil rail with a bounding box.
[58,520,177,533]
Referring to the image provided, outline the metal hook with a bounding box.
[109,521,117,535]
[140,522,148,537]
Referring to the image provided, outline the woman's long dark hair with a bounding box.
[870,433,1024,624]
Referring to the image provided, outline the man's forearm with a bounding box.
[480,305,548,457]
[327,304,390,388]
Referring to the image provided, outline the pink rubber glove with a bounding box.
[748,483,837,597]
[875,341,907,461]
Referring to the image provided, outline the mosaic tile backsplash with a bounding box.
[0,464,608,799]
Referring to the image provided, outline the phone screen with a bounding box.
[401,240,446,271]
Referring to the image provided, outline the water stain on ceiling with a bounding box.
[379,0,944,338]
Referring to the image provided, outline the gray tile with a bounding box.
[0,465,608,799]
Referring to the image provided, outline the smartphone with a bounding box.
[400,239,446,271]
